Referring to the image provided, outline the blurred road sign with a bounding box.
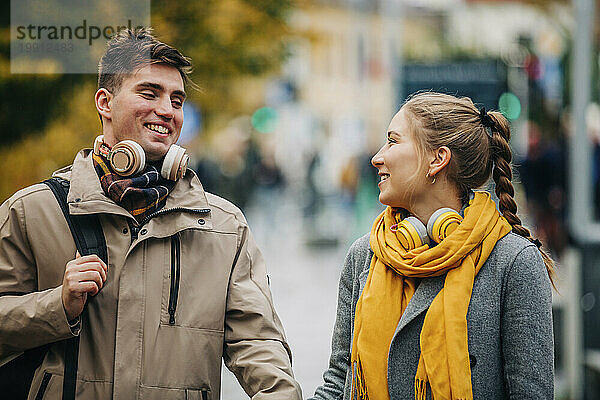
[400,60,507,110]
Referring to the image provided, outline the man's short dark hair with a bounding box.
[98,27,192,94]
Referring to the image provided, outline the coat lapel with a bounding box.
[394,275,445,335]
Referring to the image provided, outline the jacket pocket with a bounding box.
[34,372,51,400]
[157,230,234,329]
[141,327,223,390]
[169,233,181,325]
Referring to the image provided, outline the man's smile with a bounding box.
[144,122,171,136]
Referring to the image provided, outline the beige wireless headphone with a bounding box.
[93,135,189,181]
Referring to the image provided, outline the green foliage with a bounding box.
[0,0,293,200]
[0,2,92,148]
[151,0,292,124]
[0,81,100,200]
[0,75,91,147]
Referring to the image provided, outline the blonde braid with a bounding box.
[488,111,556,288]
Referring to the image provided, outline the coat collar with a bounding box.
[53,149,213,233]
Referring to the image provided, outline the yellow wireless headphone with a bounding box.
[392,208,463,249]
[93,135,189,181]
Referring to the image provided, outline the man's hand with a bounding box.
[62,252,108,321]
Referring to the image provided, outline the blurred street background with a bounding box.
[3,0,600,398]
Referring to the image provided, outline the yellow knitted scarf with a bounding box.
[351,192,512,400]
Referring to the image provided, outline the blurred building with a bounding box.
[280,0,568,172]
[279,0,402,190]
[272,0,568,233]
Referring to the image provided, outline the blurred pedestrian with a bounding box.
[518,121,567,256]
[310,92,555,400]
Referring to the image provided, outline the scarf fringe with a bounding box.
[414,378,427,400]
[351,360,369,400]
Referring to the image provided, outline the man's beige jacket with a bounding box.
[0,149,301,399]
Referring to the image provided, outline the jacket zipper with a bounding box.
[138,207,210,229]
[34,372,51,400]
[168,233,181,325]
[129,208,210,244]
[185,389,209,400]
[127,219,139,243]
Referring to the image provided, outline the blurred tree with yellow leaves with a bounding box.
[0,0,293,201]
[0,82,99,199]
[151,0,292,127]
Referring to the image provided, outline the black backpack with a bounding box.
[0,177,107,400]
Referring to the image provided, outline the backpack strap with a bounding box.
[44,178,107,263]
[43,177,107,400]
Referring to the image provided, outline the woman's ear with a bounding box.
[427,146,452,177]
[95,88,112,121]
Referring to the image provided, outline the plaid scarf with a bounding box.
[92,152,176,222]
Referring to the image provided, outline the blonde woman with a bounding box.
[310,92,554,400]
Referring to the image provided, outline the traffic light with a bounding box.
[498,92,521,121]
[251,107,278,133]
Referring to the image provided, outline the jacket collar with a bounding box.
[53,149,213,231]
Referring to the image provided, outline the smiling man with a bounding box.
[0,28,301,399]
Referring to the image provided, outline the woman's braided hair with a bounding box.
[402,92,555,287]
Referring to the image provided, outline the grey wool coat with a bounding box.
[309,232,554,400]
